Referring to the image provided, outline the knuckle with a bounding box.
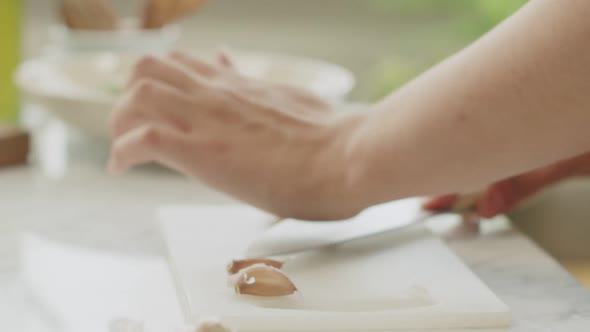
[196,59,216,73]
[128,79,159,103]
[139,125,162,145]
[134,55,159,73]
[135,79,158,97]
[168,50,187,61]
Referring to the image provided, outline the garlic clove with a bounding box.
[195,318,233,332]
[226,258,284,275]
[233,265,297,297]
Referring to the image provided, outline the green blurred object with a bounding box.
[370,0,527,31]
[368,0,528,100]
[0,0,21,122]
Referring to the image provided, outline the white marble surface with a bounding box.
[1,115,590,332]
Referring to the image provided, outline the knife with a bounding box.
[246,196,478,257]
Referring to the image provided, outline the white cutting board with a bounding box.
[159,199,510,331]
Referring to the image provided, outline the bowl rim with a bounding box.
[15,50,356,106]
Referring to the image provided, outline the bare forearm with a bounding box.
[347,0,590,207]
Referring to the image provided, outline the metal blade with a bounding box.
[246,198,436,257]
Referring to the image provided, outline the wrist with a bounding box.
[334,105,410,212]
[284,110,369,220]
[324,109,377,217]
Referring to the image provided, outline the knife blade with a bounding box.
[246,198,441,257]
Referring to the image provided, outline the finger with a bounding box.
[110,78,193,139]
[108,124,192,174]
[422,194,458,211]
[127,55,200,93]
[474,153,590,218]
[476,183,514,218]
[556,150,590,175]
[475,169,555,218]
[168,51,219,78]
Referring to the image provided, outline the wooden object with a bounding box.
[0,125,29,167]
[562,260,590,288]
[61,0,118,30]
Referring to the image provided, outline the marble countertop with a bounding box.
[2,116,590,332]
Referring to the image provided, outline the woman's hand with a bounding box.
[423,151,590,218]
[108,52,363,220]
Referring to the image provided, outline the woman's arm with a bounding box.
[109,0,590,220]
[349,0,590,207]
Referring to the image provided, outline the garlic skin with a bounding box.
[226,258,284,275]
[195,318,233,332]
[233,265,297,297]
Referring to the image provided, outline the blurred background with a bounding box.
[4,2,590,331]
[7,0,590,283]
[6,0,590,280]
[18,0,526,101]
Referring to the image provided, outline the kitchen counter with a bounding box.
[2,115,590,332]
